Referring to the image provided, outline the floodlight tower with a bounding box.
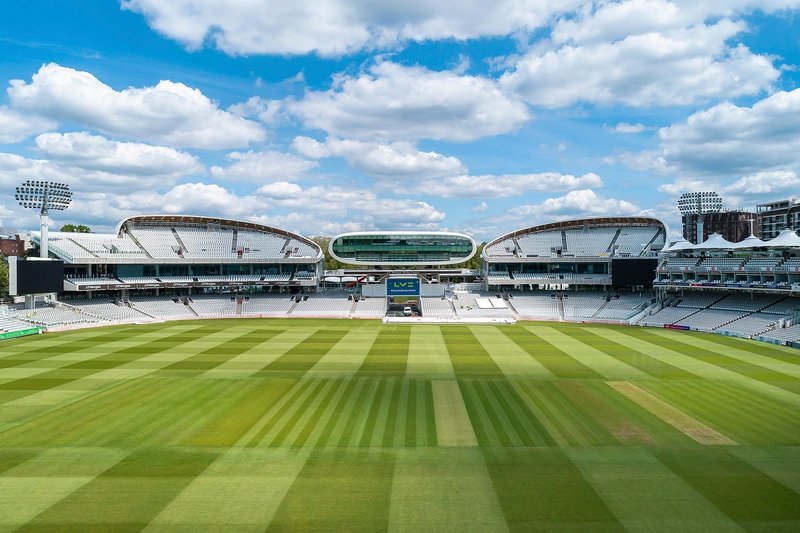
[15,180,72,258]
[678,191,722,244]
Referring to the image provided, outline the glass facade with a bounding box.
[330,233,475,265]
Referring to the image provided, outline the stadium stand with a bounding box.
[351,298,387,318]
[420,297,456,318]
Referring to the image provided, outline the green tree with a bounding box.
[0,256,9,298]
[309,236,359,270]
[60,224,91,233]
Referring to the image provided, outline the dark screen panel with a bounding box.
[611,258,657,288]
[16,260,64,294]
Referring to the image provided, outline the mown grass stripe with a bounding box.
[317,378,368,449]
[468,325,554,378]
[511,382,574,447]
[259,329,348,376]
[393,379,410,448]
[253,379,329,447]
[407,325,455,377]
[272,379,339,447]
[184,378,297,446]
[420,379,436,447]
[238,379,306,447]
[568,447,742,533]
[646,328,800,380]
[305,329,380,378]
[341,379,381,447]
[162,328,283,372]
[591,328,800,408]
[530,325,649,380]
[482,448,621,531]
[370,378,398,448]
[206,328,317,378]
[458,380,503,448]
[501,326,603,379]
[479,381,524,447]
[576,327,696,379]
[381,378,403,447]
[359,328,410,376]
[441,326,504,378]
[607,381,735,445]
[357,379,390,447]
[295,378,351,448]
[657,448,800,527]
[404,380,418,447]
[431,380,477,447]
[492,381,556,446]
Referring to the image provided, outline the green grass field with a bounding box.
[1,319,799,532]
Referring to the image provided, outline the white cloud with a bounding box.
[35,132,202,178]
[121,0,583,56]
[726,170,800,195]
[512,189,641,217]
[473,201,488,213]
[417,172,603,198]
[0,106,55,143]
[292,136,465,179]
[287,62,529,142]
[502,15,778,107]
[613,122,648,134]
[9,63,265,149]
[210,150,317,182]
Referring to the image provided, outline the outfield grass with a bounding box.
[0,319,799,532]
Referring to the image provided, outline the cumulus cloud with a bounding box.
[287,62,529,142]
[121,0,582,56]
[35,132,202,178]
[210,150,317,182]
[9,63,265,149]
[631,89,800,177]
[292,136,465,179]
[0,106,55,144]
[417,172,603,198]
[613,122,648,134]
[501,3,779,107]
[512,189,641,218]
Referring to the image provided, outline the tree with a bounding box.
[60,224,91,233]
[0,257,9,298]
[309,236,358,270]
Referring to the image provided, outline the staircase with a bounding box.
[561,230,567,252]
[235,298,243,316]
[127,231,153,258]
[231,230,238,253]
[171,228,188,255]
[557,296,565,321]
[606,229,621,253]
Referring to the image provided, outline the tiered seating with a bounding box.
[294,271,315,280]
[639,306,698,326]
[187,295,236,316]
[699,257,744,270]
[614,227,660,255]
[717,313,780,336]
[61,232,147,259]
[128,227,182,258]
[659,257,700,271]
[564,228,616,255]
[562,292,606,319]
[290,295,352,317]
[675,309,746,331]
[241,295,294,316]
[488,271,511,281]
[155,276,195,283]
[1,314,35,333]
[420,297,455,318]
[485,238,518,257]
[762,298,800,315]
[16,305,99,327]
[263,273,291,282]
[743,257,782,271]
[711,293,782,312]
[129,297,197,319]
[351,298,386,318]
[517,232,562,256]
[759,324,800,343]
[66,298,150,322]
[593,293,652,321]
[175,227,233,259]
[779,258,800,271]
[511,294,560,319]
[676,292,725,308]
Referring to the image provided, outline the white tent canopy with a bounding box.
[661,235,693,252]
[730,234,767,249]
[765,229,800,248]
[693,233,734,250]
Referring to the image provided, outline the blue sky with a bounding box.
[1,1,799,241]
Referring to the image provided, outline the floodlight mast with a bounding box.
[678,191,722,244]
[14,180,72,258]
